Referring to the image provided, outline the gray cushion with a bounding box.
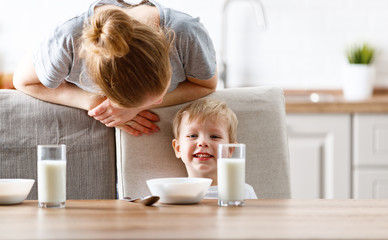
[116,86,291,199]
[0,90,116,199]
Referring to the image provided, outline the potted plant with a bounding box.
[342,43,376,101]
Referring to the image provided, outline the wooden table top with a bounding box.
[284,89,388,113]
[1,199,388,239]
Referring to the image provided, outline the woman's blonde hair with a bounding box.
[173,98,238,143]
[80,8,172,107]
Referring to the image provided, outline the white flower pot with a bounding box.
[342,64,375,101]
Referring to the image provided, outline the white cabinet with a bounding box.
[353,114,388,199]
[286,114,351,199]
[354,170,388,198]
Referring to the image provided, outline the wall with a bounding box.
[0,0,91,72]
[1,0,388,89]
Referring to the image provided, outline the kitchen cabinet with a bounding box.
[285,91,388,199]
[353,114,388,198]
[286,114,351,199]
[287,112,388,199]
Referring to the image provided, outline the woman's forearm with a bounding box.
[156,81,213,107]
[18,81,103,111]
[13,55,103,111]
[151,73,218,109]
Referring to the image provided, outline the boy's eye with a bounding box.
[210,135,221,139]
[187,134,198,138]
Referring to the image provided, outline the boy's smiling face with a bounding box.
[172,114,230,184]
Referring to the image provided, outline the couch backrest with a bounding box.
[116,86,291,199]
[0,90,116,199]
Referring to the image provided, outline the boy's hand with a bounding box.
[88,99,160,136]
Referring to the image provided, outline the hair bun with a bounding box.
[82,8,134,59]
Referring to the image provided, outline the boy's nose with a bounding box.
[197,141,209,148]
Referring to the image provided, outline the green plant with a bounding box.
[346,43,375,64]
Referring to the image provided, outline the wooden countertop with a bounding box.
[284,89,388,113]
[2,199,388,239]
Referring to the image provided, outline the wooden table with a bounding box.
[1,199,388,239]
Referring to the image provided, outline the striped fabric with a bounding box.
[0,90,116,199]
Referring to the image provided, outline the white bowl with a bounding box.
[146,177,212,204]
[0,179,35,205]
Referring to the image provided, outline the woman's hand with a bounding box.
[117,110,160,136]
[88,99,160,136]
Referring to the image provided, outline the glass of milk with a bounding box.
[217,143,245,207]
[37,145,66,208]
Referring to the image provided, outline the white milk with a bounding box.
[38,160,66,203]
[217,158,245,201]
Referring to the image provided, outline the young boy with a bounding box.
[172,98,257,199]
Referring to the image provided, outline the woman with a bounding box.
[13,0,217,136]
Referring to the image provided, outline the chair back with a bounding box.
[116,86,290,199]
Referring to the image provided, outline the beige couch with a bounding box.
[0,86,290,199]
[0,89,116,199]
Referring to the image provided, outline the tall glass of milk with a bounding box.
[217,143,246,207]
[37,145,66,208]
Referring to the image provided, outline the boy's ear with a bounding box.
[172,139,182,158]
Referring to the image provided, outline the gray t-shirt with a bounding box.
[32,0,216,94]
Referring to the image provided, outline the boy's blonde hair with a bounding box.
[173,98,238,143]
[80,8,173,108]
